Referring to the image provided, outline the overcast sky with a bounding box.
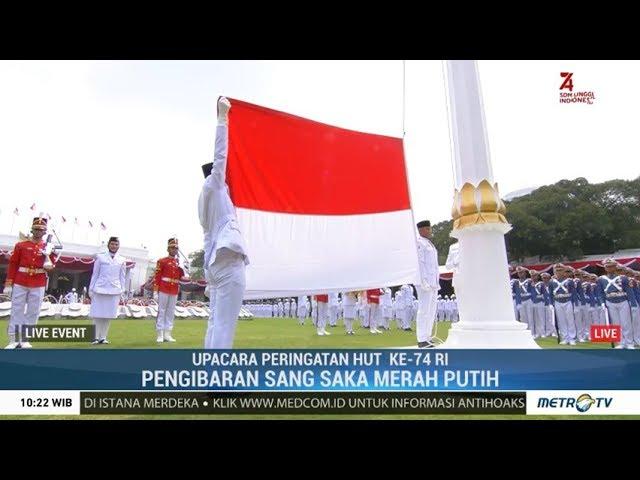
[0,60,636,260]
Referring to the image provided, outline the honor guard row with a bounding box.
[511,260,639,348]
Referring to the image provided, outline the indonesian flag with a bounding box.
[226,98,420,298]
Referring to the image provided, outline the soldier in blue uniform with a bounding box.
[512,266,533,333]
[509,266,518,321]
[584,273,601,331]
[629,270,640,347]
[548,264,578,345]
[528,270,549,338]
[595,259,637,349]
[540,272,557,337]
[570,268,589,343]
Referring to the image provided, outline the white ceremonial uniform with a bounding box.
[328,292,339,327]
[297,295,308,324]
[89,251,127,342]
[416,235,439,343]
[342,292,357,334]
[64,291,78,303]
[393,292,403,329]
[379,287,392,329]
[199,123,249,349]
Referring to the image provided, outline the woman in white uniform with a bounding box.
[89,236,127,344]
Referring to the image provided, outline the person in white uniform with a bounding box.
[89,236,128,344]
[199,96,249,349]
[415,220,439,348]
[64,288,78,304]
[297,295,308,325]
[379,287,392,330]
[342,291,357,335]
[328,292,339,327]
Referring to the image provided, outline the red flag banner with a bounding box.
[221,98,419,298]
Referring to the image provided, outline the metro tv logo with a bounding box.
[537,394,612,412]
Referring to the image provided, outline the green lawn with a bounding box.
[0,316,616,349]
[0,317,630,420]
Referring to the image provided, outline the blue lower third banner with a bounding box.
[0,350,639,391]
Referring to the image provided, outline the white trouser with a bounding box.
[555,301,577,343]
[8,284,45,341]
[328,305,338,326]
[631,306,640,346]
[394,310,403,328]
[591,306,604,326]
[156,292,178,331]
[416,287,437,343]
[316,302,328,331]
[204,249,246,349]
[573,304,588,341]
[606,300,633,347]
[379,306,389,329]
[361,305,370,327]
[297,306,307,323]
[545,305,557,336]
[368,303,379,330]
[402,306,412,329]
[517,299,533,331]
[530,302,546,337]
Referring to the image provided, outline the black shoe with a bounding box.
[418,341,435,348]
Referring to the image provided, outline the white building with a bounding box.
[0,233,150,297]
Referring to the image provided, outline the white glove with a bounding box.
[153,291,159,301]
[3,284,12,297]
[217,96,231,125]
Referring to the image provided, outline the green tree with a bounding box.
[188,249,205,280]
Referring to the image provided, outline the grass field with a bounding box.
[0,316,617,349]
[0,317,632,420]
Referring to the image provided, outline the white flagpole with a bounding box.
[441,60,538,349]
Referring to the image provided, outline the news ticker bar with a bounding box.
[1,391,640,416]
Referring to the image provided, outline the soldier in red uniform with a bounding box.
[152,238,189,343]
[3,217,57,349]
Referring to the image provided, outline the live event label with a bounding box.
[80,391,526,415]
[20,325,94,342]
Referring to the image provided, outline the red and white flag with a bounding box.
[225,98,419,298]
